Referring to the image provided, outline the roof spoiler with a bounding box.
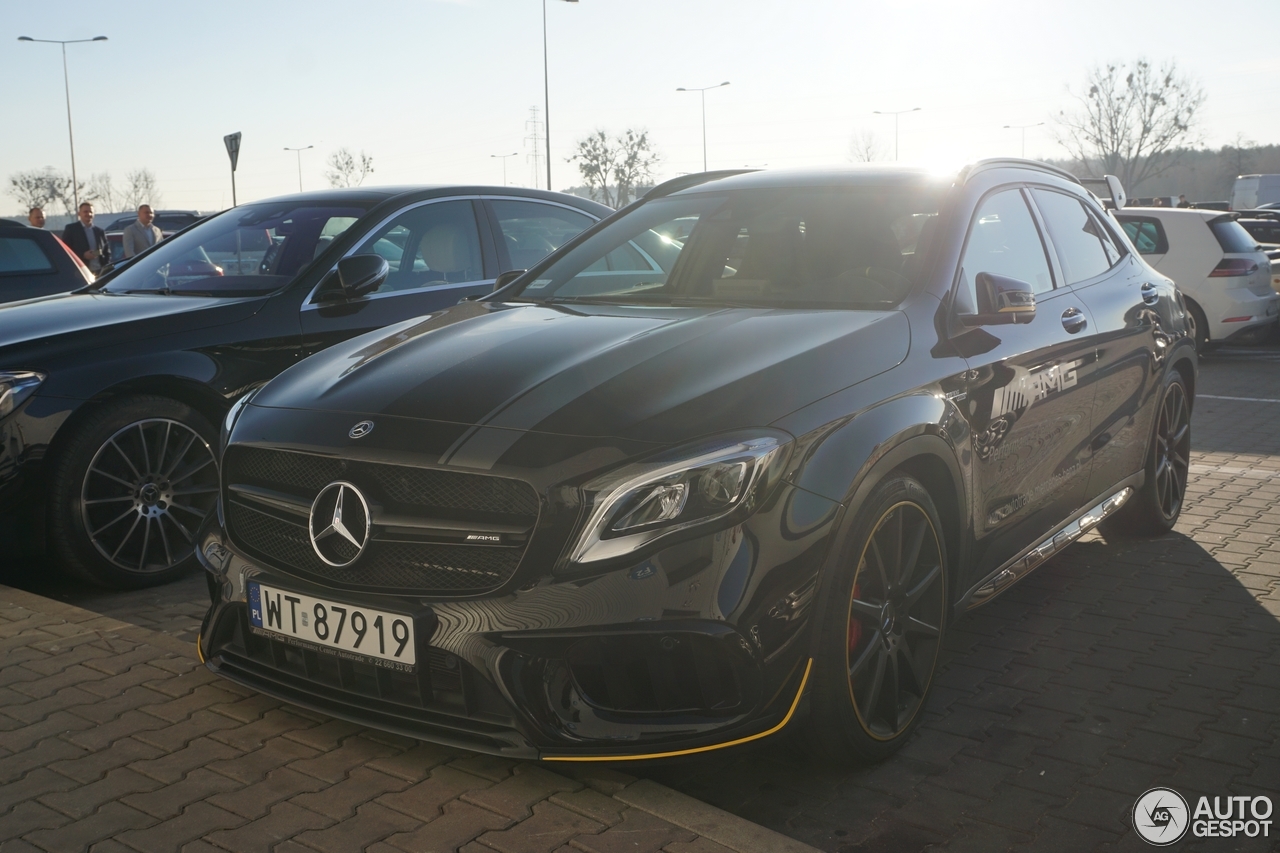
[644,169,760,200]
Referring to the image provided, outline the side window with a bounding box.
[0,236,55,275]
[347,200,484,295]
[1031,188,1114,284]
[1118,217,1169,255]
[1089,209,1123,265]
[958,188,1055,311]
[490,200,595,270]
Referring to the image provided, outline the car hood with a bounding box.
[252,301,910,447]
[0,290,264,364]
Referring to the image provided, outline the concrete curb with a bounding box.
[0,583,823,853]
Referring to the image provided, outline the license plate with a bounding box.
[248,581,416,668]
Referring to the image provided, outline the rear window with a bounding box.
[1211,219,1262,254]
[1118,216,1169,255]
[0,235,55,275]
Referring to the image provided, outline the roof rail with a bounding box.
[643,169,759,200]
[962,158,1081,185]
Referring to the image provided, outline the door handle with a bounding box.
[1140,282,1159,305]
[1061,307,1087,334]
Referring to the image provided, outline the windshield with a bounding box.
[512,184,946,309]
[102,202,371,296]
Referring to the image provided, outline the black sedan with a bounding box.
[0,225,96,303]
[198,162,1196,763]
[0,186,609,588]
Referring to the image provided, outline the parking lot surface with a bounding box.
[3,346,1279,852]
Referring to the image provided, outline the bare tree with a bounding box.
[87,172,119,212]
[568,131,617,207]
[848,128,885,163]
[8,167,82,215]
[612,129,660,206]
[1053,59,1204,191]
[325,148,375,188]
[568,129,661,208]
[124,169,161,210]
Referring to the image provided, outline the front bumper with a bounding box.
[197,483,837,761]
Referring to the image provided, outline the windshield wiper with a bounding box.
[546,290,673,305]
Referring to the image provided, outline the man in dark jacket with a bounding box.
[62,202,108,273]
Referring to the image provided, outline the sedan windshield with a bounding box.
[513,183,946,309]
[102,202,371,296]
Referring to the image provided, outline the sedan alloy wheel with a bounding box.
[80,418,218,574]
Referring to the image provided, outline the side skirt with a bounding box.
[958,475,1142,611]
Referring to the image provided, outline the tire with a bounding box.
[1101,371,1191,538]
[48,395,220,589]
[1184,298,1209,354]
[803,474,948,764]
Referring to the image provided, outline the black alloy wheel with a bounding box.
[49,396,219,588]
[845,501,946,740]
[1102,372,1192,537]
[805,475,948,763]
[1152,380,1191,521]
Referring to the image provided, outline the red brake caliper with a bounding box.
[847,583,863,653]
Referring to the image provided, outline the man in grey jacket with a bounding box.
[122,204,163,258]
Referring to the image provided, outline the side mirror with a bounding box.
[493,269,527,291]
[1105,174,1127,210]
[335,254,389,298]
[960,272,1036,326]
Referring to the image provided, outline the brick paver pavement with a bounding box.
[641,350,1280,852]
[0,591,815,853]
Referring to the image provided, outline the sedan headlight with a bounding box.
[0,371,45,418]
[566,431,792,567]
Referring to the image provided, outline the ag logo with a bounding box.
[1134,787,1190,845]
[309,482,371,567]
[349,420,375,439]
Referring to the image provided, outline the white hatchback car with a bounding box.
[1116,208,1277,350]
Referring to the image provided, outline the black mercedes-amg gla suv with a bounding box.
[198,161,1196,763]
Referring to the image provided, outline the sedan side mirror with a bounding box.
[493,269,527,291]
[335,254,389,298]
[959,272,1036,326]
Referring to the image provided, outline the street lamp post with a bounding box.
[1002,122,1045,158]
[542,0,579,192]
[283,145,313,192]
[491,153,519,186]
[676,82,730,173]
[17,35,108,210]
[872,107,921,161]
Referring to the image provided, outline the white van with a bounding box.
[1231,174,1280,210]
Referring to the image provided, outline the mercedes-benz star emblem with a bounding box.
[349,420,375,439]
[308,482,371,567]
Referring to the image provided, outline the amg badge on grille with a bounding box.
[309,482,371,567]
[349,420,375,439]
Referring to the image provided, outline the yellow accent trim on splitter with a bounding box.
[196,637,205,664]
[541,658,812,763]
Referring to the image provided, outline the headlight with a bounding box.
[0,371,45,418]
[220,388,259,450]
[565,431,792,567]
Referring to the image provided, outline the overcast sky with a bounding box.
[3,0,1276,213]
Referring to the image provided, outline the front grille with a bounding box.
[228,502,523,594]
[228,447,538,519]
[223,446,538,595]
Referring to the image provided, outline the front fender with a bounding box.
[789,393,968,513]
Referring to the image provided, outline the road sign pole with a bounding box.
[223,132,242,208]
